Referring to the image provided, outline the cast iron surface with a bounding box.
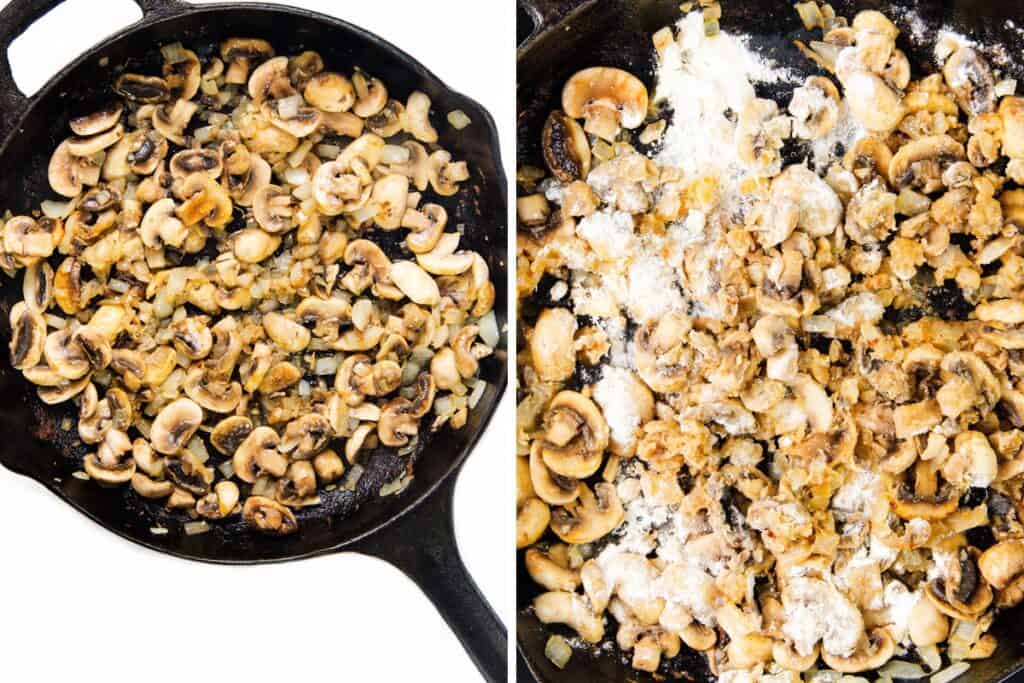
[517,0,1024,681]
[0,1,507,680]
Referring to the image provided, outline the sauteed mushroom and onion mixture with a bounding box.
[519,2,1024,680]
[3,39,498,535]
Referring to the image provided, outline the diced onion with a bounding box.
[544,635,572,669]
[284,168,309,186]
[317,144,341,159]
[218,460,235,479]
[795,1,824,30]
[342,464,364,491]
[477,310,500,348]
[278,94,303,120]
[350,403,380,421]
[315,356,340,375]
[298,379,311,397]
[878,661,927,679]
[468,379,487,409]
[287,138,313,167]
[200,79,218,96]
[809,41,840,71]
[187,435,209,462]
[150,526,169,535]
[381,144,411,164]
[447,109,472,130]
[184,520,210,536]
[41,199,73,219]
[160,42,188,63]
[996,79,1018,97]
[931,663,970,683]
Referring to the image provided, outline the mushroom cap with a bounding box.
[529,440,580,505]
[210,415,254,456]
[150,398,203,455]
[243,495,298,535]
[888,134,966,190]
[550,482,624,544]
[70,103,123,137]
[821,629,894,673]
[562,66,649,133]
[115,73,171,103]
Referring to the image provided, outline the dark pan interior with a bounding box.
[0,3,508,563]
[517,0,1024,681]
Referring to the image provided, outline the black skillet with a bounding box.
[0,1,507,680]
[517,0,1024,681]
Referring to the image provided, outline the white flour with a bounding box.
[593,367,644,450]
[655,12,797,211]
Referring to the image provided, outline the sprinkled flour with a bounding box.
[655,12,798,211]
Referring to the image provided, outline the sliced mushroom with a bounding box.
[220,37,275,84]
[70,103,123,137]
[888,135,966,193]
[402,91,437,143]
[542,109,591,182]
[821,629,894,673]
[232,227,281,264]
[943,47,996,116]
[253,184,296,233]
[197,480,240,519]
[210,415,254,456]
[562,67,649,141]
[517,497,550,548]
[8,302,45,370]
[378,397,420,447]
[550,482,624,544]
[633,311,692,393]
[242,495,298,534]
[262,311,311,352]
[165,448,213,496]
[114,73,170,103]
[534,591,604,643]
[276,461,317,506]
[530,440,579,505]
[150,398,203,455]
[352,71,388,118]
[402,203,447,254]
[233,426,287,483]
[280,414,332,459]
[525,547,580,592]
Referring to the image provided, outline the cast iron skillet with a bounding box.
[0,1,507,680]
[517,1,1024,681]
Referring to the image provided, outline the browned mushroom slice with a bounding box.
[550,482,624,544]
[69,102,123,137]
[542,110,591,183]
[150,398,203,455]
[115,73,171,103]
[821,629,895,673]
[943,47,996,116]
[220,37,275,84]
[242,495,298,534]
[562,67,648,141]
[926,547,994,619]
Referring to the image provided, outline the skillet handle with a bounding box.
[348,470,507,682]
[0,0,66,140]
[0,0,190,143]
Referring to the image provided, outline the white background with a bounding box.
[0,1,514,681]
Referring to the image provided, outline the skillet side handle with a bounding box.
[133,0,191,17]
[0,0,68,142]
[349,472,507,682]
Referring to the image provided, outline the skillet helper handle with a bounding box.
[349,471,507,682]
[133,0,191,17]
[0,0,66,141]
[0,0,191,142]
